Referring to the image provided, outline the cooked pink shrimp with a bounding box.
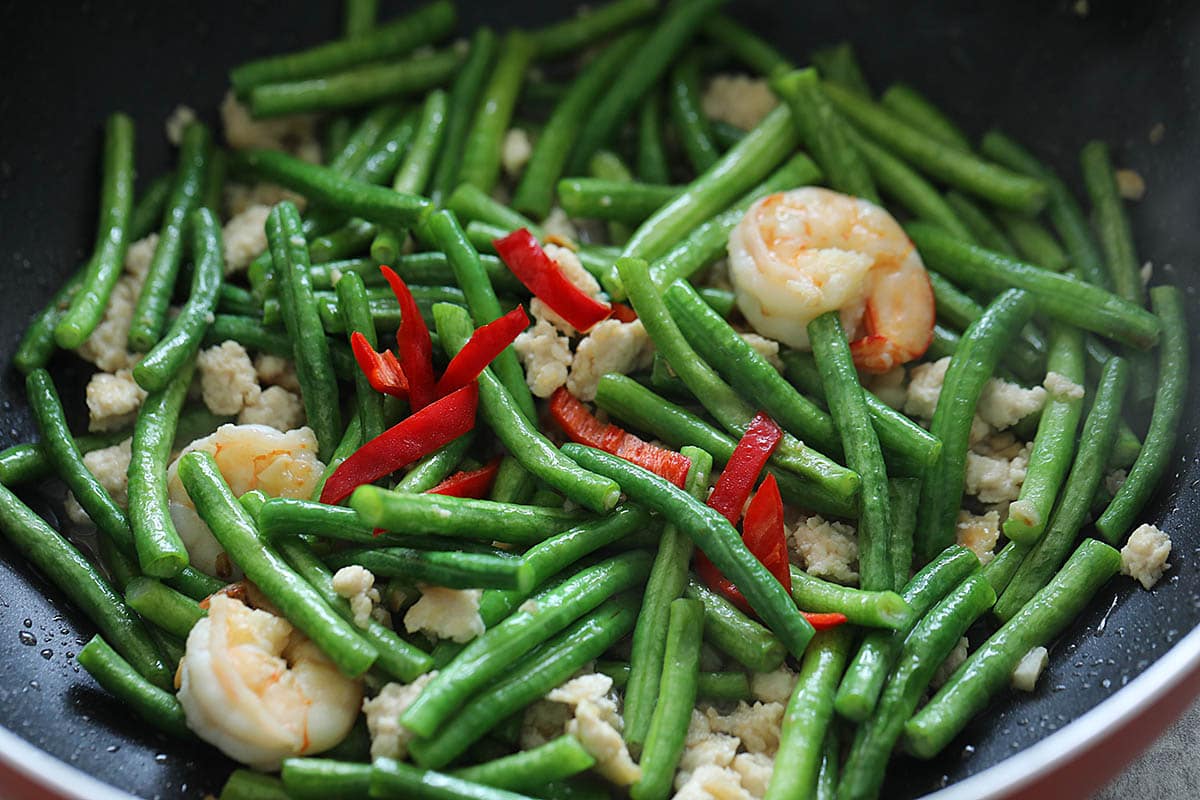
[727,187,934,373]
[176,593,362,771]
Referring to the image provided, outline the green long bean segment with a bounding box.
[133,207,224,391]
[458,30,537,194]
[400,552,651,739]
[835,546,982,722]
[408,595,639,768]
[567,0,727,174]
[907,222,1161,349]
[55,113,135,349]
[128,357,197,578]
[230,0,457,92]
[631,597,704,800]
[1003,324,1086,543]
[915,289,1036,560]
[435,302,620,512]
[0,482,170,689]
[430,27,498,203]
[979,130,1109,289]
[625,446,712,748]
[789,568,911,630]
[530,0,657,59]
[684,577,786,673]
[620,256,858,503]
[1080,140,1144,304]
[905,539,1122,758]
[129,121,211,351]
[773,67,878,202]
[1097,286,1189,542]
[564,443,815,658]
[178,450,378,677]
[995,355,1129,620]
[77,635,191,739]
[267,202,342,460]
[839,574,996,800]
[513,31,643,219]
[809,311,893,591]
[823,81,1047,213]
[765,628,853,800]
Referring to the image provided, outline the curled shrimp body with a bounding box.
[727,187,934,373]
[166,424,325,578]
[177,593,362,771]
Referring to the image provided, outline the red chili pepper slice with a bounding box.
[803,612,848,630]
[493,228,612,333]
[696,472,793,611]
[350,331,409,398]
[427,456,503,499]
[706,412,783,525]
[609,302,638,323]
[320,382,479,505]
[741,473,791,594]
[380,266,437,410]
[549,387,691,487]
[435,305,530,397]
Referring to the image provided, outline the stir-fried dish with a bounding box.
[0,2,1188,799]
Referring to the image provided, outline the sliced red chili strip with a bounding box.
[320,382,479,505]
[741,473,791,594]
[697,472,792,611]
[610,302,638,323]
[803,612,848,630]
[493,228,612,332]
[380,265,437,411]
[350,331,409,398]
[435,305,530,397]
[706,412,783,525]
[549,387,691,487]
[427,456,503,499]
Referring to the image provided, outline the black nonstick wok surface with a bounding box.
[1,1,1197,798]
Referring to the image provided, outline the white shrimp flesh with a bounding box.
[727,187,934,373]
[166,424,325,578]
[176,593,362,771]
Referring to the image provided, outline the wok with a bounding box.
[0,1,1197,798]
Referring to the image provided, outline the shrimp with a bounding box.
[177,593,362,771]
[727,187,934,373]
[166,424,325,578]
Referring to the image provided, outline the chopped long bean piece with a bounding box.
[625,445,712,747]
[458,31,537,194]
[907,222,1160,349]
[1004,324,1086,543]
[55,113,135,349]
[809,311,892,590]
[77,635,191,739]
[178,450,378,677]
[823,82,1047,213]
[764,628,853,800]
[563,443,815,658]
[788,567,912,630]
[530,0,657,59]
[995,356,1128,619]
[230,0,457,92]
[915,290,1036,559]
[905,539,1122,758]
[514,31,644,219]
[567,0,727,173]
[1096,288,1188,541]
[0,482,170,689]
[430,28,498,202]
[129,122,210,350]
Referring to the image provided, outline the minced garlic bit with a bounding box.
[362,672,436,759]
[86,369,147,432]
[197,340,261,416]
[1120,523,1172,589]
[1115,168,1146,201]
[790,515,858,585]
[1011,646,1049,692]
[403,585,484,643]
[955,510,1000,565]
[1043,370,1086,402]
[702,74,779,131]
[331,565,388,629]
